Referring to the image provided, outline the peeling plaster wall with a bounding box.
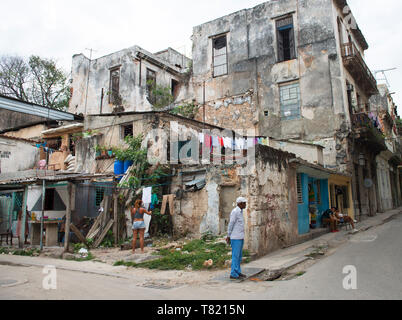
[0,137,39,173]
[191,0,354,172]
[171,145,298,256]
[69,46,185,116]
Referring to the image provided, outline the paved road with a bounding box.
[1,214,401,300]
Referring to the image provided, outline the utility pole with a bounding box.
[84,48,96,115]
[373,68,397,88]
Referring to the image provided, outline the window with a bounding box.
[146,69,156,104]
[95,187,105,207]
[297,174,303,203]
[213,35,228,77]
[109,68,120,105]
[280,82,301,120]
[44,189,55,211]
[121,123,133,139]
[171,79,179,99]
[276,16,296,62]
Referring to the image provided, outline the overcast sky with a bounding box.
[0,0,401,113]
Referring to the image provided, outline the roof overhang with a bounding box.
[0,95,83,121]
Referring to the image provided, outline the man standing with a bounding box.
[226,197,247,280]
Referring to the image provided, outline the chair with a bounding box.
[0,230,13,245]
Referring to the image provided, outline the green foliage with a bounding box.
[0,54,71,110]
[113,238,242,271]
[100,230,115,248]
[0,247,40,256]
[147,80,174,109]
[149,208,172,237]
[169,102,199,119]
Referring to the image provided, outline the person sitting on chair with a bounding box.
[322,207,339,233]
[335,209,358,233]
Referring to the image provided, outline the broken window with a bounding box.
[213,35,228,77]
[171,79,179,99]
[109,68,120,105]
[297,174,303,203]
[276,16,296,62]
[280,82,301,120]
[121,123,133,139]
[146,68,156,104]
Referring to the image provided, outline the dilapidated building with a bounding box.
[69,46,191,116]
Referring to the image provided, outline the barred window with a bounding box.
[280,82,301,120]
[213,35,228,77]
[276,16,296,62]
[297,174,303,204]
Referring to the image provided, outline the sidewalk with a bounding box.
[1,207,401,285]
[242,207,402,278]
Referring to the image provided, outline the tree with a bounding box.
[0,55,71,110]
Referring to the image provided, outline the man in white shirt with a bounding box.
[226,197,247,280]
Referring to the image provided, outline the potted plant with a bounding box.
[95,145,102,158]
[106,146,114,157]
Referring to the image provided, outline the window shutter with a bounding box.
[277,30,284,62]
[289,27,296,59]
[297,174,303,203]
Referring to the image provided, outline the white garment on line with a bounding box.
[223,137,233,149]
[142,187,152,204]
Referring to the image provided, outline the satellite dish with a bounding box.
[364,178,373,188]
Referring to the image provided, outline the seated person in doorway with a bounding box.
[335,209,358,233]
[322,207,339,233]
[309,207,317,229]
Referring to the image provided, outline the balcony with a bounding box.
[351,113,387,154]
[341,42,378,96]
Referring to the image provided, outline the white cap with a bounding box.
[236,197,247,204]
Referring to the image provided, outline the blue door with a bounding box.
[297,173,310,234]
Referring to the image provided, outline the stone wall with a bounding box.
[171,145,298,256]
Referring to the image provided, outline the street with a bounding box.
[1,214,401,300]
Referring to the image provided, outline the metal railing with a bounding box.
[341,42,377,88]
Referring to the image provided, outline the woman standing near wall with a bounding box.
[131,200,152,254]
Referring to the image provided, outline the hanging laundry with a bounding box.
[204,134,212,148]
[212,136,220,148]
[219,137,224,147]
[198,132,204,144]
[223,137,233,149]
[247,138,254,149]
[161,194,175,215]
[142,187,152,205]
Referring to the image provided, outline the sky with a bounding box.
[0,0,401,113]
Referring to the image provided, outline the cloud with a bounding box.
[0,0,400,112]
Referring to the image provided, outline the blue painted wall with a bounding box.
[297,174,329,234]
[297,173,310,235]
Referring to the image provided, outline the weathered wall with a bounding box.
[0,109,46,132]
[269,139,324,165]
[69,46,186,116]
[3,124,47,140]
[0,137,39,173]
[171,145,298,256]
[190,0,359,173]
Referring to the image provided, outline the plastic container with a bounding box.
[124,160,134,173]
[114,160,124,181]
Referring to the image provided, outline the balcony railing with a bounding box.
[341,42,378,96]
[351,112,387,152]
